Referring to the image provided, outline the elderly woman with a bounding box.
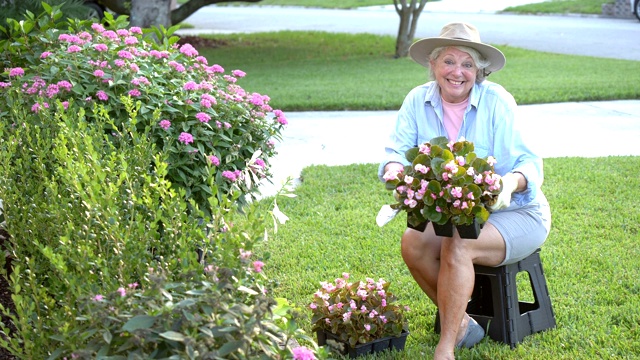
[378,23,551,359]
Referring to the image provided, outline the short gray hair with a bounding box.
[427,46,492,83]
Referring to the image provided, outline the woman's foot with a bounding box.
[455,316,485,349]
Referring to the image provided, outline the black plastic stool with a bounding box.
[435,249,556,348]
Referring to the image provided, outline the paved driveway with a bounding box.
[182,3,640,61]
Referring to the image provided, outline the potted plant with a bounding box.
[309,273,410,358]
[382,136,502,238]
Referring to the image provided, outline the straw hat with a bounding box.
[409,22,506,74]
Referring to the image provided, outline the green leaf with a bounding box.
[122,315,156,332]
[159,331,186,342]
[218,340,243,356]
[102,329,112,344]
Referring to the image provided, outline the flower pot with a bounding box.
[407,219,428,232]
[432,220,454,237]
[455,219,483,239]
[317,330,409,358]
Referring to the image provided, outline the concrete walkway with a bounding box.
[259,100,640,198]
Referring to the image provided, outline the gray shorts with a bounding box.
[488,201,551,266]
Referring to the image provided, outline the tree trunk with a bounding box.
[393,0,429,58]
[130,0,172,28]
[99,0,262,27]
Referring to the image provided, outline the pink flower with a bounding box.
[9,68,24,77]
[414,164,428,174]
[208,155,220,166]
[419,143,431,154]
[178,132,194,145]
[222,170,237,181]
[159,120,171,130]
[292,346,316,360]
[117,50,133,59]
[93,69,104,77]
[273,109,288,125]
[91,23,105,33]
[128,89,141,97]
[117,287,126,297]
[239,249,252,259]
[168,61,185,72]
[46,84,59,98]
[195,112,211,123]
[57,80,72,91]
[451,187,463,198]
[101,30,117,40]
[92,294,104,301]
[93,43,108,52]
[364,324,371,331]
[232,69,246,77]
[179,43,199,57]
[383,169,402,181]
[200,94,217,108]
[124,36,138,45]
[116,29,129,37]
[487,156,497,166]
[96,90,109,101]
[67,45,82,53]
[252,260,265,273]
[40,51,53,58]
[129,26,142,34]
[183,81,198,91]
[210,64,224,73]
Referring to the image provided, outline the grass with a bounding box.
[252,158,640,359]
[183,1,639,358]
[197,31,640,111]
[503,0,612,15]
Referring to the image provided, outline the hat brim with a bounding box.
[409,37,506,73]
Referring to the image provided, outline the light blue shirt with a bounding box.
[378,80,546,209]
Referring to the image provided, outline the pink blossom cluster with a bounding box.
[310,273,407,342]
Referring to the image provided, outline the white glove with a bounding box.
[376,205,400,227]
[489,173,519,211]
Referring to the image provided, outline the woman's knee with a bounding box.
[401,230,439,266]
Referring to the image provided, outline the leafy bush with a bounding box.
[0,91,318,359]
[0,3,320,360]
[0,3,287,218]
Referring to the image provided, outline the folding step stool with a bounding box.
[435,248,556,348]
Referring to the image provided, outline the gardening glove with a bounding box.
[489,173,519,211]
[376,205,400,227]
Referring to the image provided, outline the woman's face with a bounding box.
[430,47,477,103]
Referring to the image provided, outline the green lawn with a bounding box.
[253,158,640,359]
[198,31,640,111]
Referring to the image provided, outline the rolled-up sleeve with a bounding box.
[490,93,543,206]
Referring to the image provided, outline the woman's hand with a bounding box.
[489,172,522,211]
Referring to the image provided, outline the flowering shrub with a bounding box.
[309,273,409,347]
[383,136,501,228]
[0,8,287,217]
